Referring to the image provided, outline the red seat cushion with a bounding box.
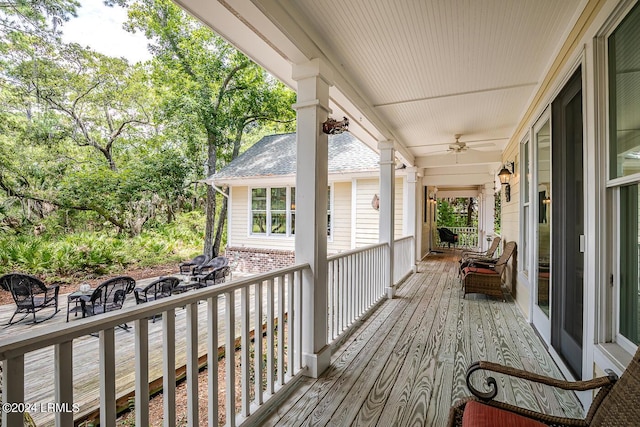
[462,401,546,427]
[462,266,496,275]
[538,272,550,278]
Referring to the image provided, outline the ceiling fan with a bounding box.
[447,134,468,153]
[429,134,497,154]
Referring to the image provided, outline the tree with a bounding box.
[126,0,295,257]
[1,29,191,236]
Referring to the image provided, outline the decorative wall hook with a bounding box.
[322,116,349,134]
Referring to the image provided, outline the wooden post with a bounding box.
[292,58,332,378]
[406,167,421,271]
[379,140,396,298]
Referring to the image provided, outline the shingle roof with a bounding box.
[210,132,379,182]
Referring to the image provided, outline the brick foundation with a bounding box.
[224,247,295,274]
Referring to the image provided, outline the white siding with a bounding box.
[329,181,352,253]
[229,178,404,252]
[355,178,380,246]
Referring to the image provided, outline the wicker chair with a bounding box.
[194,266,231,287]
[460,241,516,299]
[134,276,180,304]
[438,227,459,248]
[0,273,60,325]
[448,345,640,426]
[80,276,136,329]
[192,256,229,276]
[460,236,502,261]
[134,276,180,322]
[179,254,210,274]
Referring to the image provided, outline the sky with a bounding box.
[60,0,152,63]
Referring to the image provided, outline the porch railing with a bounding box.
[447,226,478,249]
[394,236,415,284]
[1,239,418,426]
[0,264,308,427]
[327,243,386,342]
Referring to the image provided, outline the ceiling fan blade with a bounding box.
[467,142,495,149]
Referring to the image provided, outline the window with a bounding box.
[251,188,267,234]
[619,185,640,345]
[607,3,640,348]
[608,3,640,180]
[327,187,332,237]
[250,186,332,237]
[270,188,287,234]
[290,187,296,235]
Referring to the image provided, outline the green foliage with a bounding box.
[437,198,478,228]
[0,212,206,278]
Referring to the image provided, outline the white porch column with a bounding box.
[292,58,332,378]
[406,167,421,271]
[482,183,496,250]
[379,140,395,298]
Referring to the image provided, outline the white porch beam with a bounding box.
[379,140,396,298]
[293,58,331,378]
[416,151,502,168]
[437,189,481,198]
[421,173,496,187]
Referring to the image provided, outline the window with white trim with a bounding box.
[250,186,332,237]
[607,2,640,347]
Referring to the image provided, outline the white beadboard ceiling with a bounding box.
[176,0,585,186]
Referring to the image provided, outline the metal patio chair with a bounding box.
[80,276,135,330]
[0,273,60,325]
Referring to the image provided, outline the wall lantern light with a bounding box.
[498,162,514,202]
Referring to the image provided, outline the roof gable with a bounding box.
[210,132,379,182]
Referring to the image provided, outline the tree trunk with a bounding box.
[204,131,217,258]
[466,198,474,227]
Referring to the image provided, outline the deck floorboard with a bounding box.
[263,251,584,426]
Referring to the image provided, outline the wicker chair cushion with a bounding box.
[462,267,496,276]
[462,401,545,427]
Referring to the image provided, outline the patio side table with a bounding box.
[67,290,93,322]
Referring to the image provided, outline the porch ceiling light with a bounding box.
[498,162,513,185]
[498,162,514,202]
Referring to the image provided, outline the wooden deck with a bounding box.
[0,253,584,426]
[259,251,584,426]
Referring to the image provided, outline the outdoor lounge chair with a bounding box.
[134,276,180,304]
[80,276,136,328]
[447,345,640,427]
[460,241,516,299]
[194,265,231,287]
[178,254,210,274]
[438,227,459,248]
[0,273,60,325]
[134,276,180,322]
[460,236,501,261]
[192,255,229,275]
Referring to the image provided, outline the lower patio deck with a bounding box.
[259,251,584,426]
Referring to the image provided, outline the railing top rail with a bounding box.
[394,236,414,243]
[327,242,387,262]
[0,262,310,360]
